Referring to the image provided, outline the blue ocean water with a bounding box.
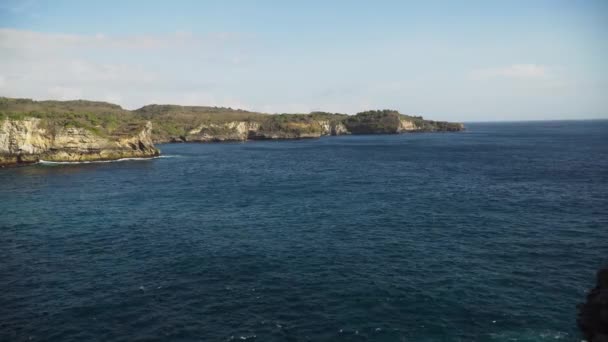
[1,121,607,341]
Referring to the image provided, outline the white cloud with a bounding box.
[470,64,549,80]
[0,28,240,51]
[0,28,250,108]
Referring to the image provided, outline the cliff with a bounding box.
[0,119,159,167]
[342,110,464,134]
[0,98,159,167]
[133,106,464,142]
[0,97,465,166]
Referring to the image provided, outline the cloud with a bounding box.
[0,28,251,108]
[470,64,548,80]
[0,28,241,51]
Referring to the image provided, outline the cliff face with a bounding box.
[398,119,417,132]
[169,119,356,142]
[0,119,159,167]
[316,120,349,136]
[179,119,332,142]
[340,110,465,135]
[156,114,462,143]
[1,98,465,155]
[180,121,261,142]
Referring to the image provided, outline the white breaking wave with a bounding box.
[38,156,167,165]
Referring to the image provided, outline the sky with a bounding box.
[0,0,607,121]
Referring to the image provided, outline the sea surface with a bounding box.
[1,121,607,341]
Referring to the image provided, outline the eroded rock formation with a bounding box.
[0,119,159,167]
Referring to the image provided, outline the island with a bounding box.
[0,97,464,167]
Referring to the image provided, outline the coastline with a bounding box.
[1,98,464,167]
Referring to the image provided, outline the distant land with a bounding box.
[0,97,464,167]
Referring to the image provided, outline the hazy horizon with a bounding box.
[1,0,607,121]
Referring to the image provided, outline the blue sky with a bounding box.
[0,0,606,121]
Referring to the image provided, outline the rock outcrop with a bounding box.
[578,266,608,342]
[316,120,350,136]
[184,121,261,142]
[180,119,333,141]
[398,119,417,132]
[0,119,159,167]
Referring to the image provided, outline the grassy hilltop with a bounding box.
[0,97,144,138]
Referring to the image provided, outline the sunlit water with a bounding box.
[1,121,607,341]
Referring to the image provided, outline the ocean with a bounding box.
[1,121,607,341]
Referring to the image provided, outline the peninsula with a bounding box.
[0,97,464,167]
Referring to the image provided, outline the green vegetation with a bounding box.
[0,97,145,137]
[257,114,324,134]
[134,104,265,140]
[1,97,464,142]
[343,110,403,134]
[412,119,464,131]
[309,111,349,122]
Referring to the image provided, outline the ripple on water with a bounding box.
[1,122,607,341]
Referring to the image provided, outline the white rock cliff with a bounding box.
[0,119,159,166]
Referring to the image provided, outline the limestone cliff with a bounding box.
[180,121,261,142]
[157,113,463,142]
[316,120,350,136]
[178,119,331,142]
[0,119,159,167]
[341,110,464,134]
[398,119,417,132]
[1,98,465,150]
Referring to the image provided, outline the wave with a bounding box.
[489,330,570,341]
[38,156,168,165]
